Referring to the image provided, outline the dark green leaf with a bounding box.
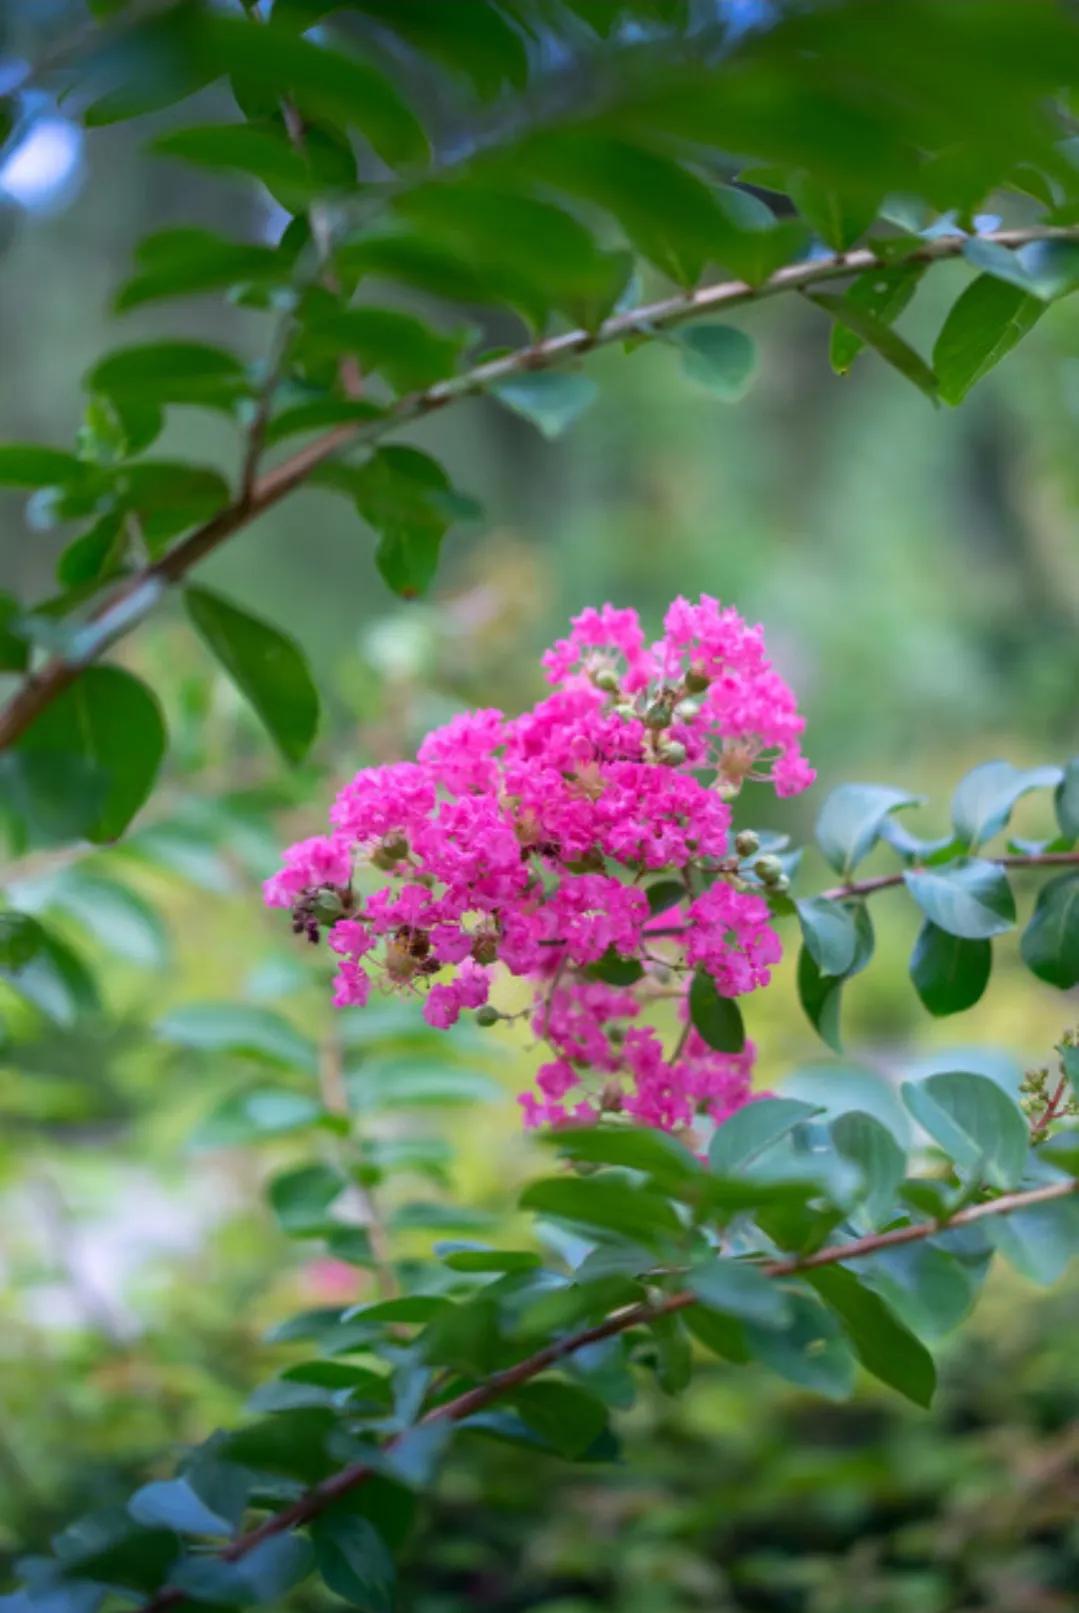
[300,305,464,394]
[349,0,528,100]
[1020,872,1079,988]
[810,292,936,401]
[901,1070,1028,1188]
[933,275,1044,406]
[584,947,645,986]
[0,591,28,671]
[172,1534,313,1606]
[548,1125,700,1188]
[520,1176,683,1245]
[116,226,286,310]
[1056,758,1079,839]
[797,902,875,1052]
[815,783,919,876]
[805,1266,936,1406]
[511,1381,608,1458]
[904,858,1016,940]
[311,1512,394,1613]
[491,372,598,439]
[796,897,858,977]
[745,1292,855,1399]
[335,446,475,600]
[645,879,685,917]
[153,123,353,207]
[687,1257,790,1327]
[269,1163,346,1237]
[185,585,319,765]
[13,667,165,843]
[264,399,383,446]
[87,341,248,411]
[0,445,87,487]
[910,921,992,1015]
[0,911,45,971]
[788,174,878,251]
[829,264,926,374]
[688,969,745,1052]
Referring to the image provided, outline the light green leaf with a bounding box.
[671,323,757,401]
[904,858,1015,940]
[951,759,1061,848]
[709,1097,821,1175]
[815,783,920,877]
[269,1163,346,1237]
[156,1003,317,1071]
[831,1111,905,1224]
[933,275,1044,406]
[0,444,88,487]
[520,1176,683,1246]
[193,1088,324,1148]
[811,292,936,401]
[687,1256,790,1328]
[87,341,248,411]
[492,372,598,439]
[796,897,858,977]
[901,1070,1028,1188]
[828,263,926,374]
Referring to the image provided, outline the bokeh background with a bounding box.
[2,3,1079,1609]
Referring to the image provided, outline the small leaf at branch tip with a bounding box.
[491,372,599,438]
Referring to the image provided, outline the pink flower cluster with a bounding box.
[266,596,813,1136]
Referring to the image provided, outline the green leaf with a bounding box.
[787,174,878,251]
[815,783,920,876]
[1020,872,1079,989]
[0,444,87,487]
[933,275,1044,406]
[745,1292,855,1399]
[901,1070,1028,1188]
[172,1534,313,1606]
[118,461,231,546]
[0,911,45,971]
[797,903,873,1051]
[0,591,29,671]
[1018,237,1079,301]
[1,928,99,1025]
[1056,758,1079,839]
[53,873,169,969]
[584,947,644,986]
[671,324,757,401]
[520,1176,683,1246]
[348,0,528,101]
[810,292,937,401]
[904,858,1016,940]
[687,1256,790,1327]
[857,1241,983,1342]
[511,1381,608,1458]
[300,305,464,393]
[909,921,991,1016]
[346,1058,500,1110]
[440,1246,541,1273]
[12,667,166,843]
[152,123,353,207]
[116,225,286,310]
[184,586,319,765]
[193,1088,324,1148]
[337,446,476,600]
[311,1512,394,1613]
[829,264,926,374]
[990,1193,1079,1285]
[951,759,1061,848]
[805,1266,936,1407]
[709,1097,821,1175]
[87,341,248,411]
[269,1163,346,1237]
[491,372,599,439]
[962,236,1037,293]
[831,1111,905,1224]
[688,969,745,1052]
[796,897,858,977]
[645,879,685,917]
[264,399,383,447]
[156,1003,317,1071]
[128,1478,232,1538]
[548,1125,701,1188]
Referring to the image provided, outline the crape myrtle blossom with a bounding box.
[265,596,813,1137]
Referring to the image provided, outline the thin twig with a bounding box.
[130,1174,1079,1613]
[2,225,1078,752]
[818,849,1079,903]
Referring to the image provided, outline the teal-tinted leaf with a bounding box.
[831,1111,905,1224]
[172,1533,313,1606]
[128,1478,232,1538]
[13,667,165,843]
[990,1192,1079,1285]
[951,759,1061,848]
[687,1256,790,1328]
[88,341,248,411]
[815,783,920,876]
[53,873,169,968]
[156,1003,316,1070]
[962,236,1038,293]
[783,1062,911,1145]
[491,372,598,439]
[745,1292,855,1399]
[810,292,936,401]
[909,921,991,1016]
[346,1058,500,1110]
[671,323,756,401]
[269,1163,346,1237]
[688,969,745,1052]
[547,1125,700,1188]
[520,1176,682,1245]
[0,445,87,487]
[311,1512,394,1613]
[1056,758,1079,838]
[858,1240,982,1341]
[796,897,858,977]
[193,1088,323,1147]
[1017,237,1079,301]
[829,263,926,374]
[904,858,1015,940]
[901,1070,1028,1188]
[511,1381,608,1458]
[1020,872,1079,988]
[185,585,319,765]
[709,1097,820,1175]
[933,275,1044,406]
[1,929,99,1025]
[805,1266,936,1406]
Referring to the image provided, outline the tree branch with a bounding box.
[2,224,1078,753]
[819,849,1079,902]
[131,1173,1079,1613]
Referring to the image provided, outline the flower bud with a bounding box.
[674,698,702,722]
[659,739,687,765]
[371,831,409,870]
[754,854,784,885]
[312,888,345,924]
[684,668,710,694]
[471,934,498,965]
[613,702,637,721]
[644,701,673,729]
[734,829,760,859]
[475,1005,500,1027]
[593,668,620,693]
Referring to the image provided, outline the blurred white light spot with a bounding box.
[0,117,83,211]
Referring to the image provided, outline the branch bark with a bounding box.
[132,1173,1079,1613]
[819,849,1079,902]
[2,224,1078,753]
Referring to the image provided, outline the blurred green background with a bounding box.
[2,5,1079,1609]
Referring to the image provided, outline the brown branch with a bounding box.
[131,1174,1079,1613]
[819,849,1079,903]
[3,224,1078,752]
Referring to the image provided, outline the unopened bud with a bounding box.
[645,701,672,729]
[734,829,760,859]
[660,740,687,765]
[593,668,620,693]
[684,669,710,694]
[312,888,345,924]
[372,831,409,870]
[471,935,498,966]
[613,702,637,721]
[674,698,702,722]
[754,854,784,885]
[475,1005,500,1027]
